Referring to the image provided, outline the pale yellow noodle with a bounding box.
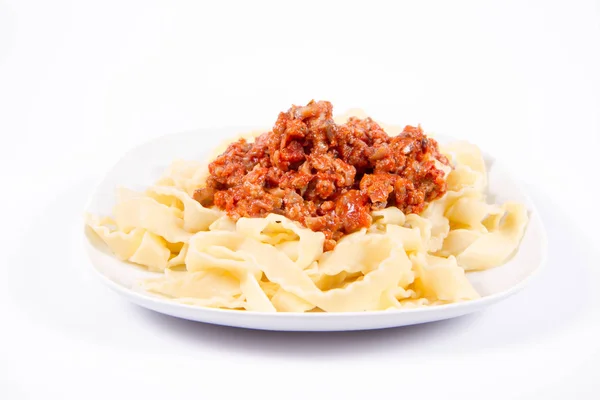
[86,109,529,311]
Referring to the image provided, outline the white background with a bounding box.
[1,1,599,399]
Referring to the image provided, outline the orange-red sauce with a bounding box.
[194,100,449,250]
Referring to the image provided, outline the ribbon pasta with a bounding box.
[86,124,529,312]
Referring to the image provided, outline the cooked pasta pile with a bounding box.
[86,113,528,312]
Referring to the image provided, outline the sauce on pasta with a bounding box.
[194,100,450,250]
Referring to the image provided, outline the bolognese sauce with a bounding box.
[194,100,450,250]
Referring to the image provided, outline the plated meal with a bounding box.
[85,100,529,313]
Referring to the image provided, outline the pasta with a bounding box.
[85,109,529,312]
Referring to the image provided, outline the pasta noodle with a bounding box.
[85,110,529,312]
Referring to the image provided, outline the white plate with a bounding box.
[83,127,547,331]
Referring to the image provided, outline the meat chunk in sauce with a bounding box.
[194,100,449,251]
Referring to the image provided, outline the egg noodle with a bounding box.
[85,111,528,312]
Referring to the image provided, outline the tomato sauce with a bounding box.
[194,100,449,250]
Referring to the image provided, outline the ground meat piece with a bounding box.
[394,177,426,214]
[334,190,372,233]
[213,181,283,220]
[193,100,450,250]
[279,170,312,191]
[309,153,356,188]
[314,172,337,198]
[360,173,396,207]
[369,144,390,162]
[277,140,306,170]
[193,186,216,207]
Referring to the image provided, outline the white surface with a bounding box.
[0,0,598,398]
[84,128,547,331]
